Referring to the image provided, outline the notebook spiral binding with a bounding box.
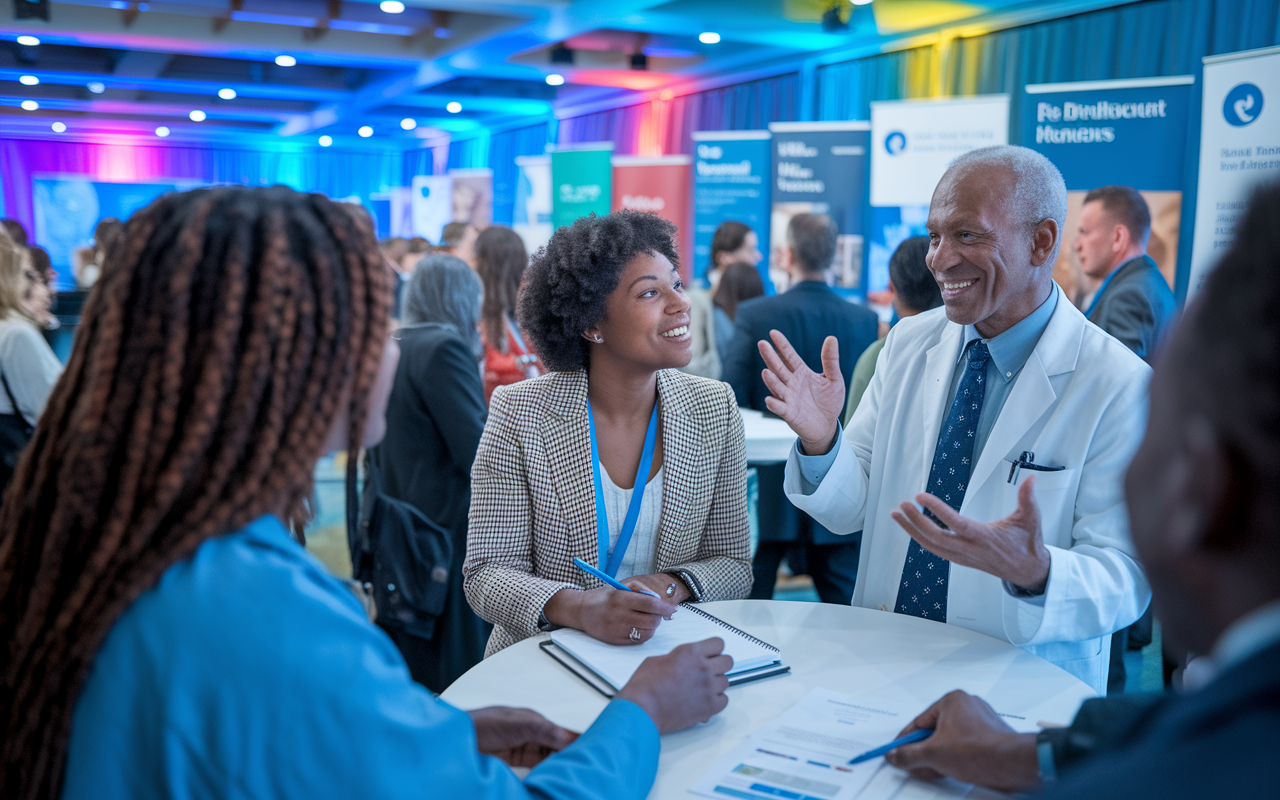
[680,603,779,652]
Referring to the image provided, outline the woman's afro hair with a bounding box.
[517,209,680,372]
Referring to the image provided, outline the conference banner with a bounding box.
[1023,76,1193,302]
[550,143,613,230]
[768,121,871,295]
[691,130,771,289]
[513,154,552,254]
[611,155,693,279]
[869,96,1009,298]
[449,168,494,231]
[410,174,453,242]
[1188,45,1280,296]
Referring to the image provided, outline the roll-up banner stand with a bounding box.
[1023,76,1193,306]
[448,167,494,232]
[611,155,693,280]
[513,154,553,255]
[1188,45,1280,297]
[691,130,772,291]
[410,174,453,242]
[870,96,1009,313]
[550,143,613,230]
[768,121,871,298]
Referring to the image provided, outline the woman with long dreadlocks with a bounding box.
[0,186,732,800]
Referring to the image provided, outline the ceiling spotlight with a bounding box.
[155,126,171,137]
[698,32,721,44]
[17,36,40,46]
[852,0,873,4]
[549,44,574,65]
[189,109,206,122]
[821,5,849,32]
[218,88,237,100]
[446,101,461,113]
[318,135,333,147]
[52,122,66,133]
[546,73,565,86]
[380,0,405,12]
[400,117,417,130]
[629,52,647,70]
[87,81,106,93]
[19,75,39,86]
[275,55,297,67]
[358,125,373,137]
[20,100,38,111]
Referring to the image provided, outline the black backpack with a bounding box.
[0,370,34,493]
[346,451,452,640]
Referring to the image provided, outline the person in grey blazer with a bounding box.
[464,211,752,656]
[1074,185,1177,365]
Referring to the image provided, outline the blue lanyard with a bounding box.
[586,401,660,577]
[1083,264,1124,319]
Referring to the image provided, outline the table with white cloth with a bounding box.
[741,408,797,465]
[441,600,1096,800]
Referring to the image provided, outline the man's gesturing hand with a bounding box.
[758,330,844,456]
[891,475,1052,591]
[884,691,1040,793]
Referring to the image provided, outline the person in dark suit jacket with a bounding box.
[1074,185,1177,692]
[368,253,492,693]
[722,213,879,604]
[878,182,1280,799]
[1074,185,1177,365]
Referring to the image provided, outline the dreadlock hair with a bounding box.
[0,185,391,800]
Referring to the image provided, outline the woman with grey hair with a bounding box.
[365,252,492,691]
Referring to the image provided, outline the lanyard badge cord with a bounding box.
[587,401,660,577]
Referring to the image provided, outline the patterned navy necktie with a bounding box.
[894,339,991,622]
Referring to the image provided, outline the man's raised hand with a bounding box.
[758,330,844,456]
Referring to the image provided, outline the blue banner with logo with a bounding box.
[1023,78,1193,191]
[768,122,871,296]
[1023,77,1193,299]
[691,130,772,289]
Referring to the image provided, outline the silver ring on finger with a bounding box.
[629,627,641,641]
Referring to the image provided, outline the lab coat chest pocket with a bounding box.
[1006,465,1078,548]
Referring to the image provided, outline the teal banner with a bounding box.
[551,145,613,229]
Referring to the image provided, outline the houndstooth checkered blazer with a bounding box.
[464,368,753,656]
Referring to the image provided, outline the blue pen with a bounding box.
[573,557,661,598]
[847,729,933,764]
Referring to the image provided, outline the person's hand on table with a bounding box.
[543,586,676,646]
[622,572,692,604]
[757,330,845,457]
[891,475,1052,592]
[884,690,1040,793]
[617,638,733,734]
[468,707,580,768]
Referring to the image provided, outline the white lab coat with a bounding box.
[785,291,1152,693]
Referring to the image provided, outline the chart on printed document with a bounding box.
[689,688,916,800]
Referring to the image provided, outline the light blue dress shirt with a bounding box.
[797,285,1060,487]
[61,514,659,800]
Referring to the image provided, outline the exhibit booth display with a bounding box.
[1024,76,1194,302]
[611,155,693,278]
[868,96,1010,299]
[691,130,773,289]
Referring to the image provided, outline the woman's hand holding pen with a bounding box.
[623,572,691,604]
[543,586,677,645]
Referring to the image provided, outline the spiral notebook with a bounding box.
[543,603,788,696]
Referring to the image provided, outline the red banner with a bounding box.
[611,155,692,279]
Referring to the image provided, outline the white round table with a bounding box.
[441,600,1095,799]
[741,408,796,464]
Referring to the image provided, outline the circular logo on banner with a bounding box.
[1223,83,1263,127]
[884,131,907,155]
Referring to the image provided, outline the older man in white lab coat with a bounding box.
[760,145,1151,693]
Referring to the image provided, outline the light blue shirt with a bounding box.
[62,514,659,800]
[797,285,1059,487]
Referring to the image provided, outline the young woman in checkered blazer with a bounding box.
[464,211,753,655]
